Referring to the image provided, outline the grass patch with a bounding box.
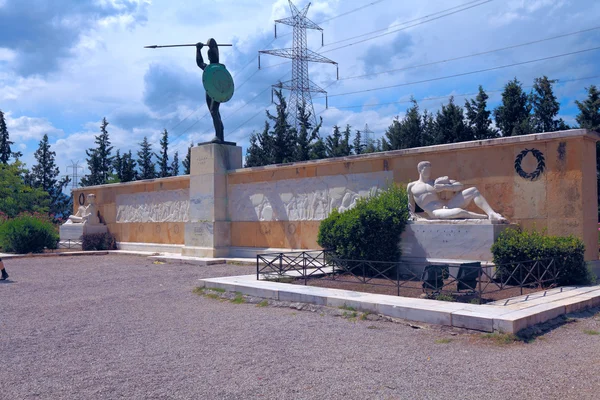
[206,293,221,300]
[192,287,205,296]
[231,293,245,304]
[257,300,269,307]
[342,311,358,319]
[207,287,226,293]
[263,275,296,284]
[583,329,600,336]
[435,338,453,344]
[434,294,456,302]
[481,332,521,345]
[338,304,357,312]
[360,312,370,321]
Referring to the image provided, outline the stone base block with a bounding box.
[400,222,516,262]
[59,224,108,241]
[181,246,230,258]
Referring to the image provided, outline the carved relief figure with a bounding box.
[407,161,506,222]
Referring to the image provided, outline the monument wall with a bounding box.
[73,129,599,260]
[73,175,190,252]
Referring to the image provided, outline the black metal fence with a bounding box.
[257,250,562,302]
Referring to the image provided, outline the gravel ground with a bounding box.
[1,255,600,400]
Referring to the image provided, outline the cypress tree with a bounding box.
[0,110,13,164]
[183,143,192,174]
[309,135,327,160]
[531,76,561,133]
[494,78,532,136]
[465,86,498,140]
[31,133,70,217]
[325,125,343,157]
[137,136,156,180]
[295,102,321,162]
[353,130,363,155]
[81,118,114,186]
[121,151,137,182]
[157,129,171,177]
[171,151,180,176]
[575,85,600,131]
[433,97,471,144]
[267,90,296,164]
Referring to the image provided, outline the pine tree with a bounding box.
[157,129,171,177]
[339,125,353,156]
[465,86,498,140]
[575,85,600,131]
[433,97,472,144]
[0,110,13,164]
[382,118,401,150]
[494,78,532,136]
[183,143,192,174]
[267,90,296,164]
[353,130,363,155]
[531,76,561,133]
[137,136,156,180]
[31,134,70,217]
[171,151,180,176]
[81,118,114,186]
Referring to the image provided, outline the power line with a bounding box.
[330,25,600,83]
[256,0,493,71]
[320,46,600,99]
[320,0,493,53]
[321,75,600,111]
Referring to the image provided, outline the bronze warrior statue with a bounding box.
[196,39,224,143]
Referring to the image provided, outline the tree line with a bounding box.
[246,77,599,167]
[80,118,187,186]
[0,110,71,219]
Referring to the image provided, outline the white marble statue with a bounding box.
[65,194,100,225]
[407,161,506,222]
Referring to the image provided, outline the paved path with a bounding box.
[1,255,600,399]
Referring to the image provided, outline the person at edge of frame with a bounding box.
[0,258,8,280]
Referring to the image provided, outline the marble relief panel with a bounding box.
[229,171,393,222]
[116,189,190,223]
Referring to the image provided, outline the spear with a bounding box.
[144,43,232,49]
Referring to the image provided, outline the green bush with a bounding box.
[491,228,592,286]
[317,185,409,262]
[0,214,58,253]
[82,232,118,251]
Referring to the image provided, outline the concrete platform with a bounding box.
[198,274,600,334]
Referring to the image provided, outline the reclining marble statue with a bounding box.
[407,161,507,222]
[65,194,100,225]
[60,194,107,246]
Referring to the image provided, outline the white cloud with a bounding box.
[1,0,599,176]
[5,113,64,142]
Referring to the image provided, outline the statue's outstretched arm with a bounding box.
[196,43,207,70]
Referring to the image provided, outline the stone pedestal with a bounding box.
[182,143,242,258]
[59,223,108,249]
[400,220,516,262]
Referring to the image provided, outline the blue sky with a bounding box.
[1,0,599,182]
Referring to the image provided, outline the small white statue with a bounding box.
[407,161,506,222]
[65,194,100,225]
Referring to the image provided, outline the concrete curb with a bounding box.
[199,274,600,334]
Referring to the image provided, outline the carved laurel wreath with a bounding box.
[514,148,545,181]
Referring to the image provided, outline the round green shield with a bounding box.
[202,63,235,103]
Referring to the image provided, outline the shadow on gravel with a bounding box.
[511,306,600,343]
